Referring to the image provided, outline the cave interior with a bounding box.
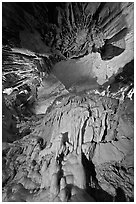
[2,2,134,202]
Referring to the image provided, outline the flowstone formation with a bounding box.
[2,2,134,202]
[2,93,134,201]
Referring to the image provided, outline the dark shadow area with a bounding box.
[82,153,97,185]
[109,59,134,93]
[100,44,125,60]
[82,153,114,201]
[92,2,106,23]
[88,187,114,202]
[61,132,69,144]
[2,95,19,143]
[107,27,128,44]
[115,187,126,202]
[98,59,134,94]
[115,59,134,83]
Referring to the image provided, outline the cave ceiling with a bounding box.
[2,2,134,91]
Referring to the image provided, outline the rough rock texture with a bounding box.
[33,74,68,115]
[2,2,134,202]
[3,2,134,88]
[2,93,134,201]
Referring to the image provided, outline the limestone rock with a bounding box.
[3,3,134,88]
[2,2,134,202]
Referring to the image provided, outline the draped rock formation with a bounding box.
[2,2,134,202]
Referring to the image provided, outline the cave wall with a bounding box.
[2,2,134,88]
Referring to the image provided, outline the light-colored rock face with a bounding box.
[52,54,98,90]
[2,93,134,201]
[32,73,68,115]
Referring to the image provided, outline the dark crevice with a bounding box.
[81,117,89,144]
[82,153,97,186]
[70,49,89,59]
[115,187,126,202]
[101,113,108,141]
[92,3,106,23]
[82,153,114,202]
[106,27,128,44]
